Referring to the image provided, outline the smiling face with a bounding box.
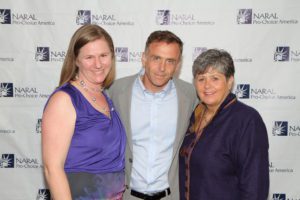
[142,41,180,92]
[75,38,112,87]
[194,67,234,112]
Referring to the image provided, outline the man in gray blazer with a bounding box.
[109,30,198,200]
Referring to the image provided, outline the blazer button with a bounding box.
[125,184,129,189]
[129,158,133,163]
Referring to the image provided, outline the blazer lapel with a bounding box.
[171,80,193,160]
[118,77,135,153]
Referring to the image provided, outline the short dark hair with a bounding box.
[192,49,235,79]
[145,30,183,56]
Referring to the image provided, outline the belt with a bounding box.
[130,188,171,200]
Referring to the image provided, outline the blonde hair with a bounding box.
[59,24,115,88]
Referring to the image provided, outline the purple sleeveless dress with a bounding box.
[52,83,126,200]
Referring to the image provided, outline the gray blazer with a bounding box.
[108,74,198,200]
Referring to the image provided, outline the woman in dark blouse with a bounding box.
[179,49,269,200]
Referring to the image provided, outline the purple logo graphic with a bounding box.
[37,189,51,200]
[273,121,288,136]
[0,83,13,97]
[237,9,252,24]
[36,119,42,134]
[274,46,289,61]
[272,193,286,200]
[235,84,250,99]
[76,10,91,25]
[0,154,14,168]
[115,47,128,62]
[36,47,50,61]
[156,10,170,25]
[0,9,11,24]
[193,47,207,60]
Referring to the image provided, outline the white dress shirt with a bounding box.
[130,70,178,194]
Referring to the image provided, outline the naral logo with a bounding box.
[37,189,51,200]
[0,83,13,97]
[291,50,300,62]
[237,9,252,24]
[76,10,91,25]
[274,46,290,61]
[193,47,207,60]
[235,84,250,99]
[36,118,42,134]
[0,154,14,168]
[0,9,11,24]
[273,121,288,136]
[156,10,170,25]
[35,47,50,61]
[115,47,128,62]
[272,193,286,200]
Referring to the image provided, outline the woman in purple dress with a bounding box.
[42,24,126,200]
[179,49,269,200]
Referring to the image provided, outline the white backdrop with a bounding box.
[0,0,300,199]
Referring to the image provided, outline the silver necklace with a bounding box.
[79,80,103,103]
[78,80,110,115]
[79,80,103,92]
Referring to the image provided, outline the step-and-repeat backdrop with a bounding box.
[0,0,299,199]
